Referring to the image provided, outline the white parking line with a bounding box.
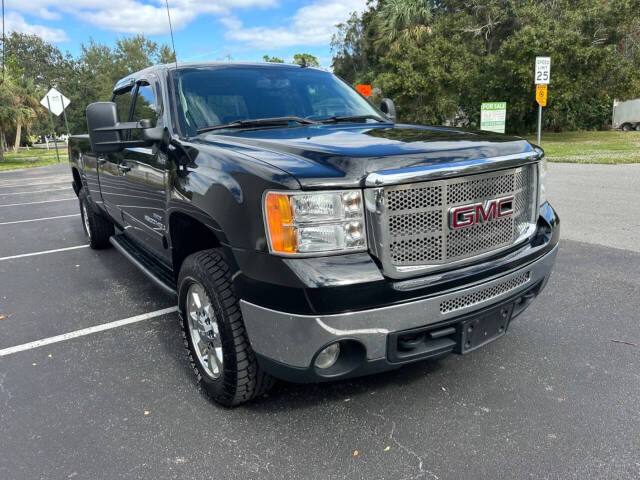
[0,198,76,208]
[0,245,88,261]
[0,180,70,188]
[0,214,80,226]
[0,307,178,357]
[0,187,71,196]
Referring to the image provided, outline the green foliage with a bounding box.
[3,32,176,137]
[263,55,284,63]
[332,0,640,133]
[0,68,43,159]
[293,53,320,67]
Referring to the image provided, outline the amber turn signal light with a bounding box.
[264,192,296,253]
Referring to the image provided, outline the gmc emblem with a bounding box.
[448,195,515,229]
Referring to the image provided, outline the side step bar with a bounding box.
[110,234,177,296]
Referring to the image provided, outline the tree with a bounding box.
[331,0,640,133]
[293,53,319,67]
[4,32,72,89]
[0,74,41,159]
[375,0,433,52]
[159,45,177,64]
[3,33,176,137]
[263,55,284,63]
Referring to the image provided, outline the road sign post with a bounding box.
[40,87,71,162]
[60,95,71,137]
[535,57,550,145]
[45,95,60,163]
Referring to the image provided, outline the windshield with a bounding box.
[172,66,384,135]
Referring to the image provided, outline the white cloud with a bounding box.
[4,0,278,35]
[224,0,368,48]
[2,12,68,42]
[2,0,365,52]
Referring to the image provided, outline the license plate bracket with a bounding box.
[456,303,513,354]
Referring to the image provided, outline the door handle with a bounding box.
[118,163,132,173]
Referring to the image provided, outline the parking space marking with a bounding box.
[0,245,88,261]
[0,198,76,208]
[0,214,80,226]
[0,180,70,188]
[0,187,71,196]
[0,307,178,357]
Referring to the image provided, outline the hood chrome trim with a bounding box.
[365,151,541,187]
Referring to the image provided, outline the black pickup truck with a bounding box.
[68,62,558,406]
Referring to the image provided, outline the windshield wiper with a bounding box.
[197,116,317,134]
[319,114,388,124]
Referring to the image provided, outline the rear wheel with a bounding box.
[178,249,275,407]
[635,124,640,131]
[79,189,114,249]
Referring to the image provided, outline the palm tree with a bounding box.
[375,0,433,51]
[0,77,18,161]
[0,74,40,159]
[11,77,40,152]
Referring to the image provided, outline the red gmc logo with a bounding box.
[449,196,515,229]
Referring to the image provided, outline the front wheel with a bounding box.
[79,189,114,249]
[178,250,275,407]
[622,123,632,132]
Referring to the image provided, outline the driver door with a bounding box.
[117,80,169,261]
[97,85,135,222]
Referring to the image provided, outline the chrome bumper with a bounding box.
[240,245,558,369]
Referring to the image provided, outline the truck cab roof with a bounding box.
[113,61,319,93]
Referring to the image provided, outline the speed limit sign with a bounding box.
[535,56,551,85]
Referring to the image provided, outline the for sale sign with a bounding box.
[480,102,507,133]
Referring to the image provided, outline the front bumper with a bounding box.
[241,242,558,382]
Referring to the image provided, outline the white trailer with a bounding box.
[613,99,640,131]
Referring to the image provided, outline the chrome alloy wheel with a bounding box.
[81,203,91,241]
[186,282,223,379]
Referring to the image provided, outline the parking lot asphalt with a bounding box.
[1,163,639,480]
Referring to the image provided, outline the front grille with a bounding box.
[439,271,531,313]
[369,164,537,276]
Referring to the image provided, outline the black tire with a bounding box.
[635,124,640,131]
[178,249,275,407]
[79,189,114,249]
[622,123,631,132]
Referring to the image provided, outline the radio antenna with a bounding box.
[1,0,5,84]
[164,0,178,70]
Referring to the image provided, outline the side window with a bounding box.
[113,88,134,123]
[131,83,159,141]
[132,83,159,126]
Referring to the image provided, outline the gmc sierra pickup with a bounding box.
[68,62,558,407]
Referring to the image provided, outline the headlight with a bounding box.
[538,155,547,206]
[264,190,367,255]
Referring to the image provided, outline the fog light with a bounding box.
[314,343,341,369]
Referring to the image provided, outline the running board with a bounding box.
[109,234,177,296]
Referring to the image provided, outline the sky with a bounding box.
[2,0,370,68]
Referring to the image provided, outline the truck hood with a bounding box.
[198,124,537,188]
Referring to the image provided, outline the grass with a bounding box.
[524,131,640,164]
[0,146,68,172]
